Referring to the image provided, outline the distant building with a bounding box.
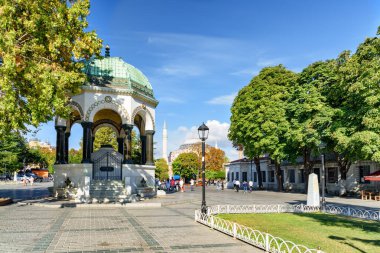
[224,155,380,195]
[28,138,54,151]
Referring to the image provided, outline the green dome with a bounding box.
[83,56,154,97]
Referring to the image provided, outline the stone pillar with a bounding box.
[81,122,93,163]
[64,132,70,163]
[55,126,67,164]
[122,124,134,164]
[117,137,125,156]
[91,136,95,154]
[140,135,146,165]
[145,130,155,165]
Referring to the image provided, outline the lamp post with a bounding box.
[319,141,327,211]
[198,122,209,214]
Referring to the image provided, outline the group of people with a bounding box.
[233,180,254,193]
[161,177,186,192]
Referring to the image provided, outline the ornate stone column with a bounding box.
[145,130,155,165]
[55,126,67,164]
[122,124,134,164]
[81,122,93,163]
[140,135,146,165]
[117,137,125,156]
[64,132,70,163]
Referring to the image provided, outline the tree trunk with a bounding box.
[337,154,351,196]
[254,156,263,189]
[303,147,313,193]
[275,161,283,192]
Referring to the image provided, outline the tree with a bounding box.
[229,65,297,191]
[131,130,142,164]
[205,147,225,172]
[288,60,337,192]
[0,132,26,173]
[229,88,264,188]
[93,127,118,151]
[155,158,169,180]
[172,152,200,180]
[326,31,380,194]
[0,0,102,138]
[68,148,82,164]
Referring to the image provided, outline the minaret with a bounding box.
[163,121,168,162]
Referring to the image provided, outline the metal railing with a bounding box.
[195,204,379,253]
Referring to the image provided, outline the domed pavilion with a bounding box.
[53,47,158,202]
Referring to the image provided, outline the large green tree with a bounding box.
[230,65,297,191]
[0,0,102,138]
[172,152,200,180]
[288,60,337,192]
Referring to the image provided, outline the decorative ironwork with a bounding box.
[92,151,122,180]
[195,204,380,253]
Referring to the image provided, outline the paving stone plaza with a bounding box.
[0,183,379,252]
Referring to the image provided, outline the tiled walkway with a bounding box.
[1,183,379,252]
[0,200,260,252]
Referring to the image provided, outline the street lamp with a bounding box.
[198,122,209,214]
[319,141,327,211]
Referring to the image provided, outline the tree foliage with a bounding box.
[93,127,118,151]
[155,158,169,180]
[229,65,297,191]
[172,152,200,180]
[0,0,102,138]
[0,131,26,172]
[205,147,225,171]
[229,27,380,194]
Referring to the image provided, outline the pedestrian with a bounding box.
[170,177,175,191]
[190,178,194,191]
[166,179,170,192]
[235,179,240,192]
[249,180,253,192]
[23,175,27,186]
[30,176,34,186]
[221,180,224,190]
[243,181,248,193]
[233,179,236,190]
[179,178,184,192]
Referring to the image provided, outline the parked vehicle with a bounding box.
[26,172,43,182]
[0,174,12,181]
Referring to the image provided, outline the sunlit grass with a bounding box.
[218,213,380,253]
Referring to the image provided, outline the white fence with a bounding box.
[195,204,380,253]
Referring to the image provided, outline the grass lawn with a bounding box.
[218,212,380,253]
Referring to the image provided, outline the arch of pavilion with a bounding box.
[53,47,158,201]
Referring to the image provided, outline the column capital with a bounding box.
[55,125,67,131]
[122,124,134,131]
[81,121,93,128]
[146,130,155,135]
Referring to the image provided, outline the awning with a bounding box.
[364,170,380,181]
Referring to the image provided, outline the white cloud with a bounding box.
[207,93,237,105]
[163,120,238,161]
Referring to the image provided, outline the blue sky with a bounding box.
[30,0,380,160]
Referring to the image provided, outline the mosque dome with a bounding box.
[82,46,154,99]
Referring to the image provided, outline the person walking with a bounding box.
[166,179,170,192]
[249,180,253,192]
[221,180,224,190]
[243,181,248,193]
[235,179,240,192]
[190,178,194,191]
[179,178,184,192]
[170,177,175,192]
